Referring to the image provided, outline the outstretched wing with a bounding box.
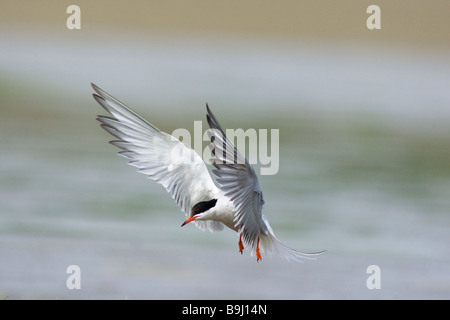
[92,83,223,232]
[205,104,267,248]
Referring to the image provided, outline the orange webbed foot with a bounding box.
[238,234,244,254]
[256,237,262,262]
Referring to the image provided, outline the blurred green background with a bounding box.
[0,1,449,299]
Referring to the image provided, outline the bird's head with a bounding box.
[181,198,218,227]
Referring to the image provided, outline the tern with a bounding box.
[92,83,323,262]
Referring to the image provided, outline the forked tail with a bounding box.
[258,215,326,262]
[259,232,326,262]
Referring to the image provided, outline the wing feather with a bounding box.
[205,104,266,248]
[92,83,223,232]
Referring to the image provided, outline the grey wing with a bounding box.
[92,83,223,232]
[205,104,267,248]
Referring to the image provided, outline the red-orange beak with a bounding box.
[181,215,197,227]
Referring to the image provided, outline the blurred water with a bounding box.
[0,32,449,299]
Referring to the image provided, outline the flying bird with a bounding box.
[92,83,323,262]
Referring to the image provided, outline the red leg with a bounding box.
[256,237,262,261]
[238,234,244,254]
